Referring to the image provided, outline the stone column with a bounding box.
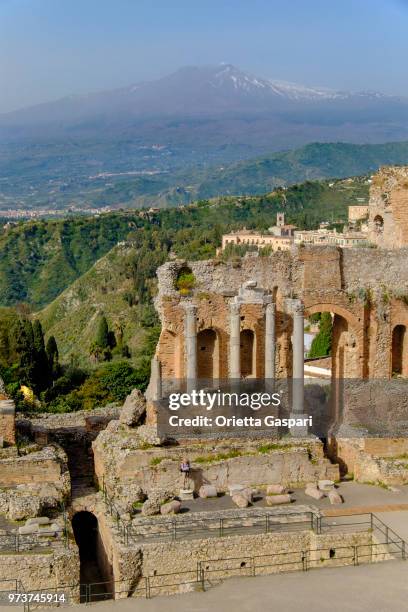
[150,356,162,401]
[229,302,241,379]
[292,303,304,415]
[265,302,276,382]
[185,305,197,391]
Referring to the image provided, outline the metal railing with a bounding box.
[3,529,406,608]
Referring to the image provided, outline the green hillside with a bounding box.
[37,244,156,366]
[195,142,408,199]
[0,175,368,312]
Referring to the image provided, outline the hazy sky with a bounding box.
[1,0,408,113]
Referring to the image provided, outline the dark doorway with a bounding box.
[392,325,407,376]
[72,511,109,602]
[240,329,254,377]
[197,329,218,379]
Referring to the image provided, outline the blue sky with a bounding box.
[1,0,408,112]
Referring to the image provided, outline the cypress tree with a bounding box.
[46,335,59,376]
[32,319,51,390]
[96,315,109,349]
[12,317,36,386]
[308,312,333,359]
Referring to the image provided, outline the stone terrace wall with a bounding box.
[0,445,67,487]
[140,530,372,582]
[0,548,79,594]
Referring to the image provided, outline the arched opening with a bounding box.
[392,325,407,376]
[240,329,255,377]
[304,307,361,444]
[197,329,219,379]
[72,512,112,601]
[305,308,360,380]
[373,214,384,234]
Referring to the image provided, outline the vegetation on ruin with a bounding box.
[175,269,196,296]
[257,442,294,454]
[308,312,333,359]
[194,450,243,464]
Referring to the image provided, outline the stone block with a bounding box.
[198,485,217,498]
[179,489,194,501]
[8,494,41,521]
[266,484,285,495]
[232,493,249,508]
[305,486,325,500]
[160,500,181,515]
[241,488,253,503]
[26,517,50,526]
[328,490,343,505]
[318,479,335,492]
[18,524,39,535]
[228,484,245,496]
[119,389,146,427]
[141,499,160,516]
[265,494,292,506]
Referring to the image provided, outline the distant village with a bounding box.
[220,204,370,253]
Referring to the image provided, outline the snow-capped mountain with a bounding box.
[0,64,407,146]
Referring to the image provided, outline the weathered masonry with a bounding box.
[149,245,408,397]
[146,166,408,405]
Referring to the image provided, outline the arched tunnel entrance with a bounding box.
[72,511,112,602]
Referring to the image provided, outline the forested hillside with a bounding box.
[0,175,368,412]
[0,176,368,309]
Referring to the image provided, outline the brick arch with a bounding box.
[305,303,361,333]
[304,302,364,378]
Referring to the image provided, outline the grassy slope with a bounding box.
[38,244,147,365]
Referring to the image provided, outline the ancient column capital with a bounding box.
[230,301,241,315]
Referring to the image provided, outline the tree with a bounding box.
[308,312,332,359]
[46,335,59,377]
[96,316,109,349]
[12,317,36,386]
[91,315,112,362]
[32,319,51,390]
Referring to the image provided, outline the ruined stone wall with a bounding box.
[331,438,408,485]
[93,427,338,499]
[154,245,408,383]
[368,167,408,248]
[0,399,15,446]
[0,549,79,595]
[0,445,68,487]
[140,530,372,581]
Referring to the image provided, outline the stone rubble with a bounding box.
[119,389,146,427]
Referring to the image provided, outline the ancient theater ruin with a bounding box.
[2,166,408,601]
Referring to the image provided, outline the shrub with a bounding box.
[175,269,196,294]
